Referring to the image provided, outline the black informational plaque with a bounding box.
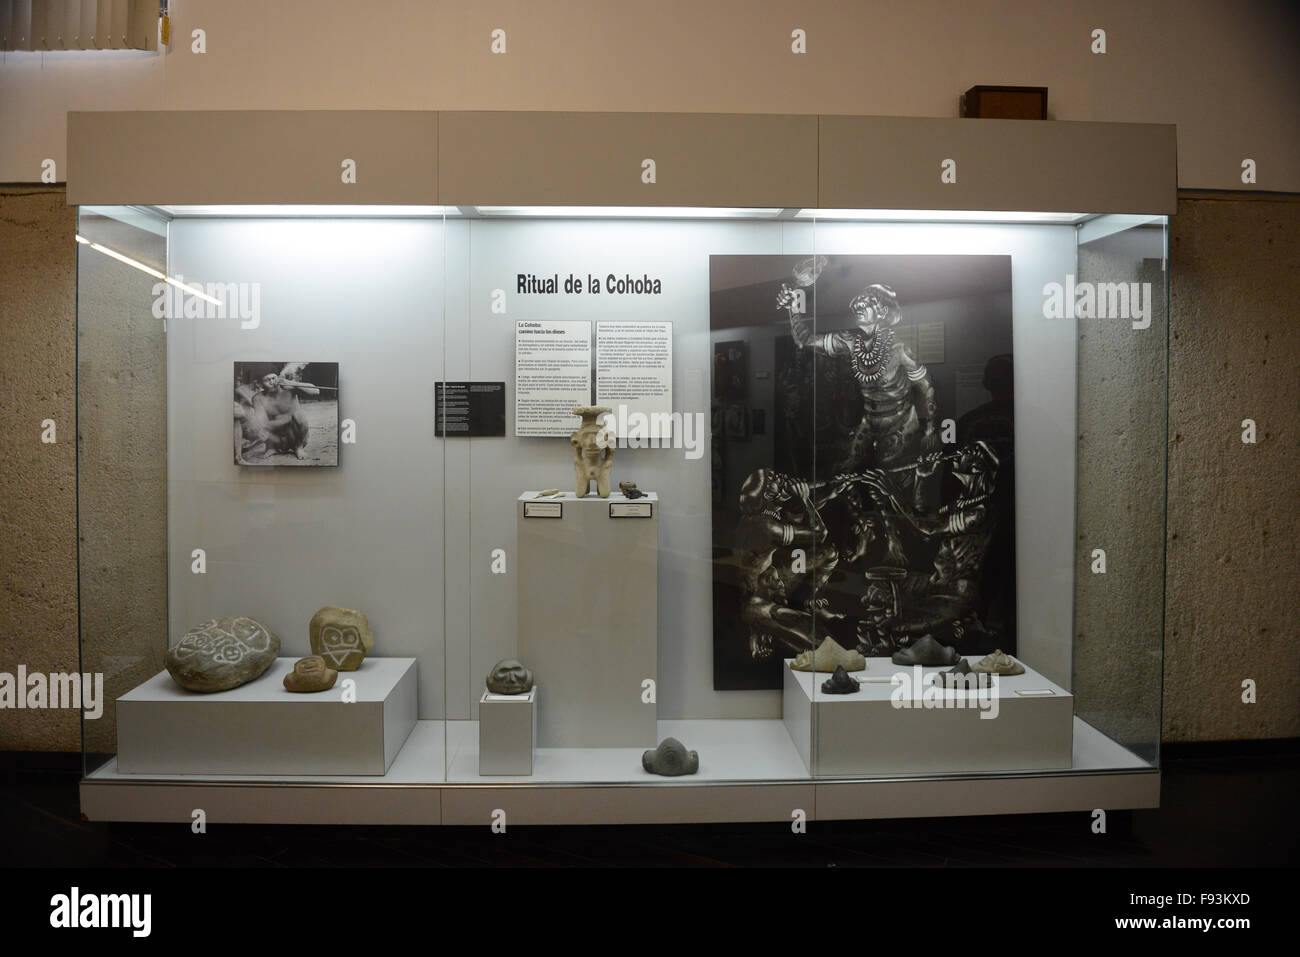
[435,381,506,437]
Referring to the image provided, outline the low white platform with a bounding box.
[782,657,1074,776]
[115,657,418,776]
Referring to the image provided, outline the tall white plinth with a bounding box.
[517,491,658,747]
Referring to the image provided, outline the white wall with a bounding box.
[163,214,1080,723]
[166,218,448,716]
[2,0,1297,190]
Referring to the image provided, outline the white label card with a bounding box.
[524,502,563,518]
[609,502,653,518]
[515,320,593,437]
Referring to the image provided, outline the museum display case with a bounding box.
[73,111,1172,824]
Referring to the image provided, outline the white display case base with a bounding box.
[83,717,1152,825]
[478,688,537,775]
[782,656,1073,776]
[115,657,418,776]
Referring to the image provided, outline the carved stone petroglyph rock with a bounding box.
[619,480,646,499]
[283,656,338,693]
[486,659,534,695]
[642,737,699,776]
[570,406,614,498]
[972,649,1025,675]
[790,636,866,673]
[309,606,374,671]
[821,665,861,695]
[891,634,961,667]
[165,616,280,693]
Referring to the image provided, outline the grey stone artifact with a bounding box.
[790,635,867,673]
[821,665,861,695]
[642,737,699,776]
[946,658,973,675]
[972,649,1025,675]
[165,616,280,693]
[486,658,534,695]
[283,656,338,693]
[570,405,614,497]
[308,605,374,671]
[890,634,961,666]
[619,480,646,499]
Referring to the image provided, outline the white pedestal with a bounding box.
[517,491,658,748]
[116,657,418,775]
[478,688,538,775]
[782,656,1073,776]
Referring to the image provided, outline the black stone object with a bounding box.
[821,665,861,695]
[891,634,962,666]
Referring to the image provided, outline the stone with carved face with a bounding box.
[283,655,338,693]
[486,659,533,695]
[309,606,374,671]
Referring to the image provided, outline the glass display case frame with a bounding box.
[72,110,1173,825]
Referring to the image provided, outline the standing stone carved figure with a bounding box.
[570,405,615,498]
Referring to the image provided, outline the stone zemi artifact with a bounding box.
[165,616,280,693]
[570,405,614,498]
[790,636,866,674]
[891,634,961,667]
[309,606,374,671]
[283,656,338,693]
[619,480,646,499]
[486,659,534,695]
[973,649,1025,676]
[643,738,699,776]
[821,666,861,695]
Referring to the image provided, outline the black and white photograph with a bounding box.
[233,361,340,467]
[711,254,1015,690]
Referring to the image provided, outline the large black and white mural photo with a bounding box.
[710,254,1016,690]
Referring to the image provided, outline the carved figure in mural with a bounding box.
[777,260,939,473]
[736,468,852,659]
[857,440,1000,640]
[570,406,615,497]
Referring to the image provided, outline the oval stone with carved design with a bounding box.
[165,616,280,693]
[309,606,374,671]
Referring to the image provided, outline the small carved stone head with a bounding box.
[642,737,699,776]
[486,658,533,695]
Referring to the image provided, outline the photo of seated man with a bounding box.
[233,361,339,467]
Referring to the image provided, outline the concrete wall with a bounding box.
[1164,193,1299,741]
[2,0,1298,191]
[0,187,79,750]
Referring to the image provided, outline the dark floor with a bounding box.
[2,742,1296,868]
